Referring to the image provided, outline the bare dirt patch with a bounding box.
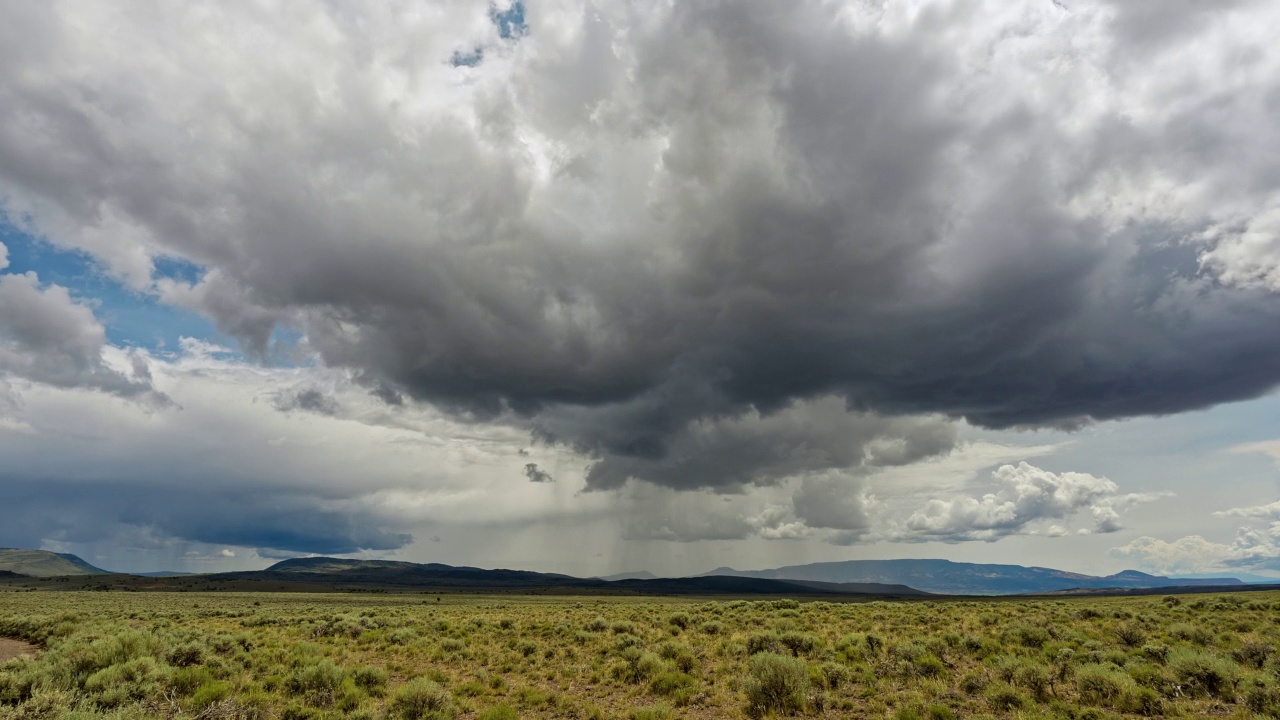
[0,638,37,662]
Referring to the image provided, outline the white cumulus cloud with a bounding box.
[893,462,1166,542]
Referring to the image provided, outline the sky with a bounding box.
[2,0,1280,578]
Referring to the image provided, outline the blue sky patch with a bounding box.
[1,222,219,352]
[152,255,206,285]
[451,47,485,67]
[450,2,526,67]
[492,1,527,39]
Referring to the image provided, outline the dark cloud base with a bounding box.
[0,479,410,556]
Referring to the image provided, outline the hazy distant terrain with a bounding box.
[701,559,1245,595]
[597,571,659,582]
[220,557,927,597]
[0,549,1261,597]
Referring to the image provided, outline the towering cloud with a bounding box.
[1,0,1279,495]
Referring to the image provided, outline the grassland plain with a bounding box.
[2,590,1280,719]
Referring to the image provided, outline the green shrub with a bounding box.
[391,628,420,645]
[478,704,519,720]
[1244,679,1280,716]
[388,678,457,720]
[190,680,231,709]
[610,649,665,684]
[90,630,164,669]
[912,654,947,679]
[743,652,809,718]
[1232,641,1274,669]
[1076,663,1130,705]
[630,703,674,720]
[1117,686,1164,716]
[1140,643,1169,664]
[456,680,487,697]
[655,642,698,674]
[985,684,1027,712]
[613,634,641,650]
[819,661,851,690]
[1168,649,1238,699]
[335,677,369,712]
[650,671,696,698]
[1114,624,1146,647]
[285,659,347,705]
[170,666,214,696]
[352,665,388,695]
[165,642,206,667]
[925,704,957,720]
[1005,624,1051,649]
[864,633,884,654]
[746,631,782,655]
[1011,662,1051,701]
[1125,661,1169,691]
[279,701,320,720]
[635,652,665,681]
[959,671,988,695]
[1168,623,1212,645]
[83,656,169,707]
[777,631,820,657]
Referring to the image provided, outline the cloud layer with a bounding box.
[1,1,1280,493]
[1113,497,1280,574]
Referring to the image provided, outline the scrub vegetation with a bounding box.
[2,590,1280,719]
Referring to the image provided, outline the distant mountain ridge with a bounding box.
[245,557,925,596]
[0,549,111,577]
[699,559,1244,595]
[1173,571,1280,584]
[597,571,658,581]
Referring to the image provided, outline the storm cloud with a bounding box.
[2,0,1280,496]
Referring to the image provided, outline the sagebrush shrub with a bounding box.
[388,678,456,720]
[1075,663,1129,705]
[1168,649,1238,699]
[985,684,1027,712]
[285,659,347,706]
[477,704,518,720]
[743,652,809,717]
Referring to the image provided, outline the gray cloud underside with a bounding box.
[0,271,160,400]
[2,1,1280,491]
[0,478,411,556]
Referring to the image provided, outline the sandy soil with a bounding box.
[0,638,37,662]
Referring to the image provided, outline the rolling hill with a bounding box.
[700,559,1244,595]
[0,549,111,577]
